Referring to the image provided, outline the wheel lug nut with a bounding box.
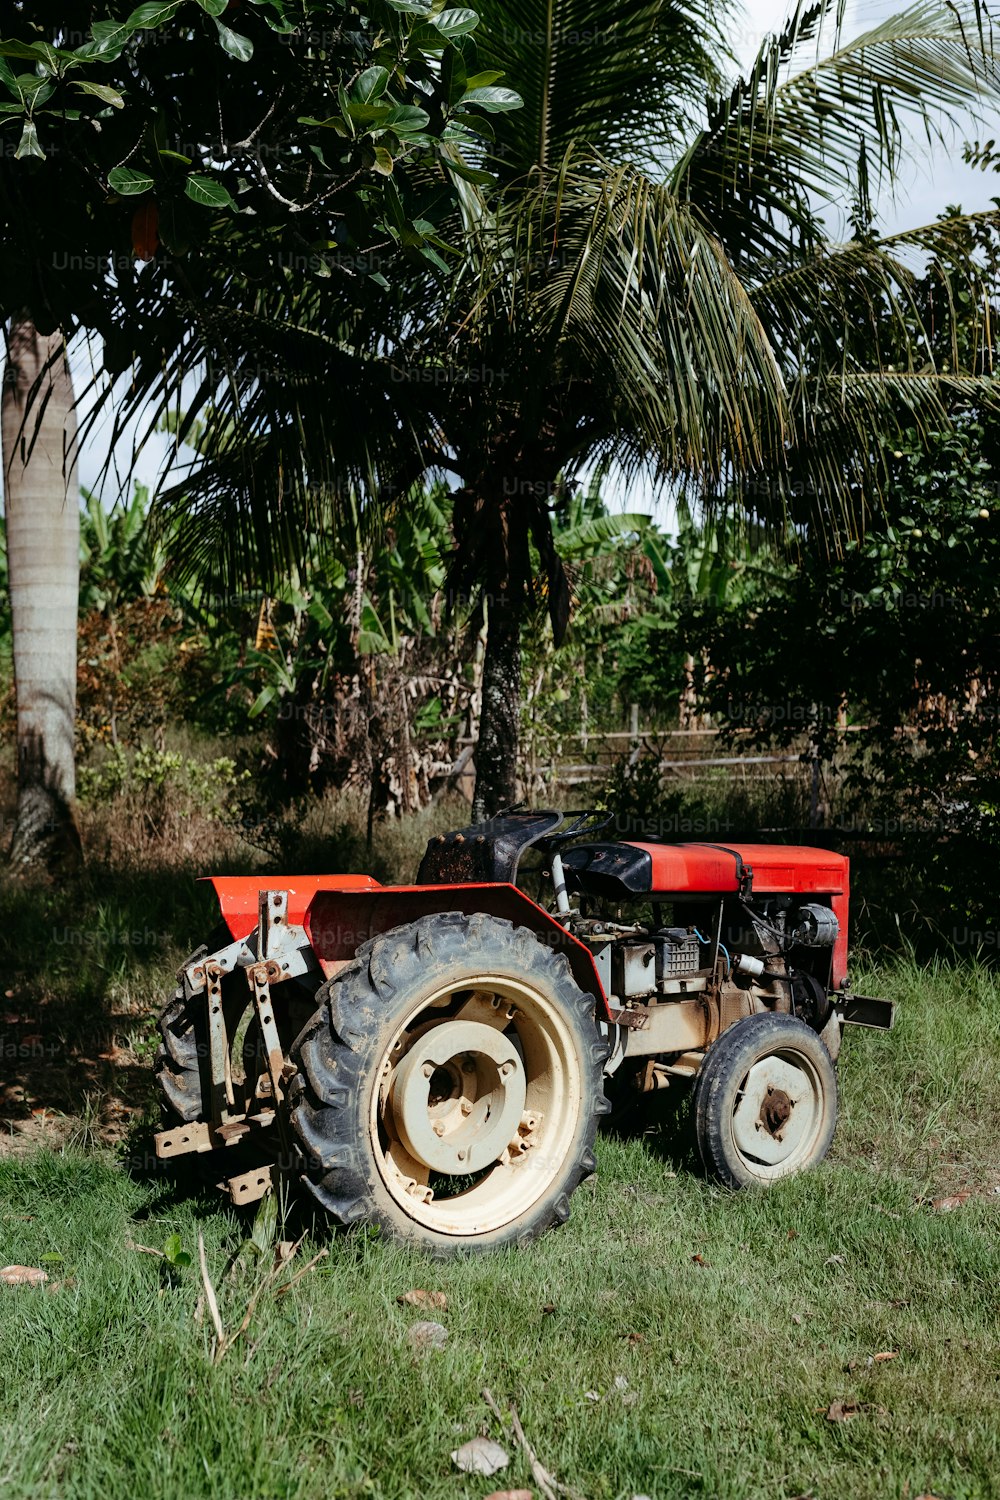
[432,1121,445,1137]
[422,1063,434,1079]
[460,1100,472,1116]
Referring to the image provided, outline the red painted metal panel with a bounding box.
[304,883,613,1020]
[206,874,382,940]
[626,841,848,897]
[830,882,850,991]
[626,843,743,892]
[625,841,850,988]
[719,843,848,896]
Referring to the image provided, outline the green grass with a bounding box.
[1,960,998,1500]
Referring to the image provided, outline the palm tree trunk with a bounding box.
[1,318,81,869]
[472,593,522,820]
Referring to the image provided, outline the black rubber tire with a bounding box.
[154,927,267,1126]
[693,1012,838,1189]
[287,912,609,1253]
[155,933,227,1125]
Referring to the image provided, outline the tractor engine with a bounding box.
[567,898,841,1050]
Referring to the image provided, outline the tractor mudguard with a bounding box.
[203,874,612,1019]
[303,882,614,1021]
[207,874,381,940]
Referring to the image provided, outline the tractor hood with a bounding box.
[559,841,848,899]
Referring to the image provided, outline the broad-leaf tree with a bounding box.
[0,0,484,864]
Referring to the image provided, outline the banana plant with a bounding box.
[79,482,169,614]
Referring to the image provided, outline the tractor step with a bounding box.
[223,1163,277,1205]
[154,1110,276,1159]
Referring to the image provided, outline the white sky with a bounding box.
[7,0,999,524]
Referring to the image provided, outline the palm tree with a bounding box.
[431,0,1000,813]
[126,0,1000,817]
[1,318,81,867]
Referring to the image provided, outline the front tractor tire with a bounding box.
[693,1013,838,1189]
[288,913,609,1252]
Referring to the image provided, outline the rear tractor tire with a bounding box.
[288,913,609,1252]
[693,1013,838,1189]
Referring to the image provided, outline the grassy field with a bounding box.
[1,957,998,1500]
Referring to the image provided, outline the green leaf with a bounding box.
[430,8,478,38]
[14,75,55,107]
[306,595,333,628]
[0,56,15,90]
[336,81,354,136]
[33,41,61,74]
[344,100,393,126]
[251,1194,278,1252]
[253,0,297,35]
[172,1251,192,1269]
[441,152,493,185]
[213,19,253,61]
[459,86,522,113]
[443,114,494,143]
[417,241,450,273]
[38,1252,64,1264]
[352,66,389,104]
[196,0,229,13]
[381,176,405,230]
[462,69,503,91]
[163,1233,183,1261]
[14,121,44,159]
[82,19,132,57]
[73,80,125,108]
[249,685,276,718]
[157,147,193,165]
[372,145,394,175]
[108,165,155,195]
[385,0,432,11]
[185,174,236,209]
[0,40,54,62]
[127,2,186,29]
[379,104,430,134]
[440,45,466,108]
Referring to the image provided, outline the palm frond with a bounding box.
[673,0,1000,269]
[462,153,790,482]
[74,264,446,588]
[713,366,1000,541]
[470,0,729,176]
[749,208,1000,384]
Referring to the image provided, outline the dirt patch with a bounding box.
[1,993,157,1151]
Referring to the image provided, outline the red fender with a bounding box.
[304,882,614,1021]
[207,874,380,938]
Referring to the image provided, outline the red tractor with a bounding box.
[155,810,892,1252]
